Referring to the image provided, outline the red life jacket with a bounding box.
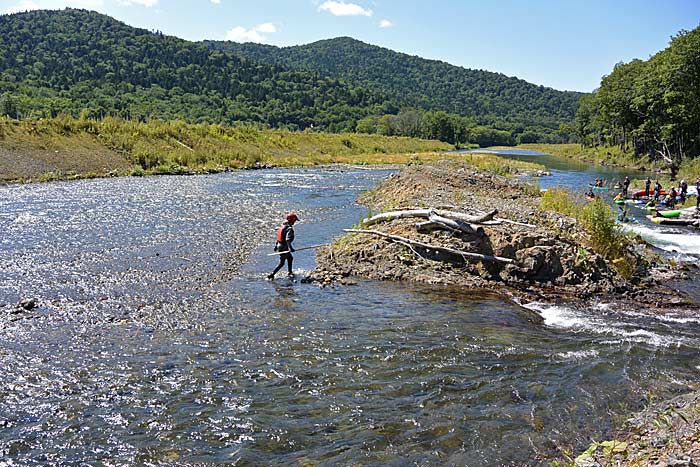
[276,224,288,243]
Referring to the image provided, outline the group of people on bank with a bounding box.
[588,175,700,209]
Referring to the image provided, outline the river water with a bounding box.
[2,166,700,466]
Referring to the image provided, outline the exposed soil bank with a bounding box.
[0,140,132,183]
[309,160,692,310]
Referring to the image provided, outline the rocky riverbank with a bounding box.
[571,390,700,466]
[308,160,692,310]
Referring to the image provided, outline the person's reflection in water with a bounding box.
[270,280,298,311]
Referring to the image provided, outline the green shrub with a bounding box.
[579,199,619,257]
[541,189,636,279]
[521,180,541,197]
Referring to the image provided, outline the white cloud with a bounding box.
[318,1,372,17]
[210,0,220,4]
[6,0,40,14]
[224,22,278,43]
[379,19,393,28]
[117,0,158,6]
[255,22,277,33]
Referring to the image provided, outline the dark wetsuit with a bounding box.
[680,180,688,203]
[645,179,651,196]
[270,222,295,277]
[696,180,700,208]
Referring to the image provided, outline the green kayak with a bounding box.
[658,209,682,218]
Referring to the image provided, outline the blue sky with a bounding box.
[3,0,699,92]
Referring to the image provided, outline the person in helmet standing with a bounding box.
[268,213,298,279]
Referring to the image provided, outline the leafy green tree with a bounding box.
[0,93,18,118]
[575,26,700,168]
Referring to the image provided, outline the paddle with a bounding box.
[266,244,329,256]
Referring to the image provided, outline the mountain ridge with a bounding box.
[204,36,583,127]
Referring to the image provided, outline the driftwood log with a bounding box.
[394,205,536,228]
[343,228,514,264]
[416,211,485,236]
[362,208,498,227]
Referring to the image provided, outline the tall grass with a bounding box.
[0,116,453,177]
[540,187,578,217]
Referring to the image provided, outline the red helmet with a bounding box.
[286,212,299,222]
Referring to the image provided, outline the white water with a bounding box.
[523,302,688,348]
[623,223,700,259]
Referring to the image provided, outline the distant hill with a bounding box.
[0,9,581,143]
[0,9,390,130]
[205,37,583,128]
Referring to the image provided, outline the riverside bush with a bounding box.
[580,199,620,258]
[540,189,636,279]
[540,188,579,217]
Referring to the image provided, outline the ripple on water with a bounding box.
[2,170,700,466]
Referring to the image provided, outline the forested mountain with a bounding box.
[0,8,581,144]
[575,26,700,169]
[0,9,391,130]
[205,38,583,129]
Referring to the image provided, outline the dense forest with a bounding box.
[0,9,580,145]
[0,9,393,131]
[575,26,700,171]
[206,37,583,143]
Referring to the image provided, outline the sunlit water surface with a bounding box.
[2,168,700,466]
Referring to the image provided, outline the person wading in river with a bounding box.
[268,213,298,279]
[679,179,688,204]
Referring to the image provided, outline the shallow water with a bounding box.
[2,169,700,466]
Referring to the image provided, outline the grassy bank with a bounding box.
[0,116,453,182]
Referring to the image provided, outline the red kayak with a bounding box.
[633,189,668,198]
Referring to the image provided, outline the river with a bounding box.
[1,165,700,466]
